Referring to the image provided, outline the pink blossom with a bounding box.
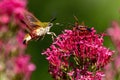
[107,21,120,53]
[43,24,114,80]
[0,0,28,54]
[28,63,36,71]
[0,0,27,14]
[114,55,120,70]
[0,0,36,80]
[0,0,27,24]
[14,55,36,80]
[0,14,9,24]
[103,63,115,80]
[105,21,120,80]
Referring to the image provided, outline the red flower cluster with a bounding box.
[14,55,36,80]
[43,24,114,80]
[103,21,120,80]
[107,21,120,53]
[0,0,27,20]
[0,0,35,80]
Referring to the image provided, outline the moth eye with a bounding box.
[48,23,53,27]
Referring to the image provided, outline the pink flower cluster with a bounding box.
[0,0,27,56]
[0,0,27,22]
[14,55,36,80]
[103,21,120,80]
[43,24,114,80]
[0,0,35,80]
[107,21,120,53]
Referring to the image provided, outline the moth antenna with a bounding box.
[50,17,56,23]
[73,15,79,23]
[73,15,79,27]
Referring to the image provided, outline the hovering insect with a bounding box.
[21,11,56,45]
[73,15,92,32]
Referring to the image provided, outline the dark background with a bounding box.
[26,0,120,80]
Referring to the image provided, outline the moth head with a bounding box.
[48,17,56,28]
[48,23,53,28]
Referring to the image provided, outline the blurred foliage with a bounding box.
[26,0,120,80]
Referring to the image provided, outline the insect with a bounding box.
[73,15,92,32]
[21,11,56,45]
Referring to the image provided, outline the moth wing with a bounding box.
[23,11,42,31]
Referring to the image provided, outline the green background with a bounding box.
[26,0,120,80]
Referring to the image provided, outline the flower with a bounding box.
[0,14,10,24]
[0,0,36,80]
[103,63,115,80]
[14,55,36,80]
[104,21,120,80]
[43,23,114,80]
[0,0,27,26]
[0,0,27,15]
[107,21,120,53]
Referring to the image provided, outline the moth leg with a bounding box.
[34,37,40,41]
[47,32,56,40]
[41,35,45,40]
[34,35,45,41]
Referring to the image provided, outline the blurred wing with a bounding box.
[23,11,42,31]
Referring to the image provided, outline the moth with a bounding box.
[73,15,92,32]
[21,11,56,45]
